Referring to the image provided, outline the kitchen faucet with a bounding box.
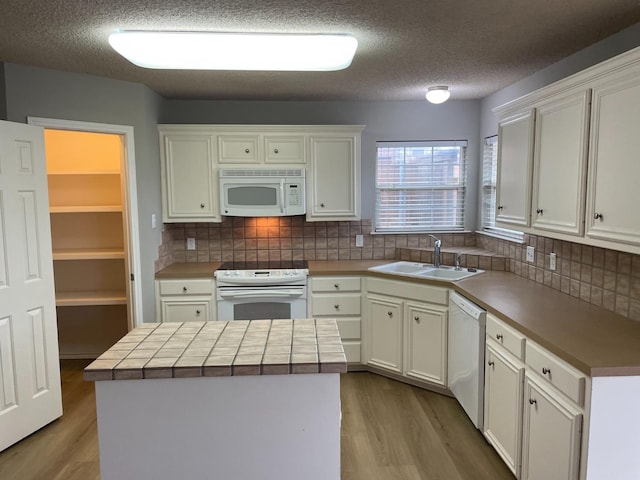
[428,234,441,268]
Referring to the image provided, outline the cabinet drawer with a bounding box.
[526,341,586,406]
[487,314,526,360]
[312,276,361,293]
[158,279,214,296]
[161,300,211,322]
[218,135,260,163]
[312,294,361,316]
[335,317,361,340]
[264,136,305,163]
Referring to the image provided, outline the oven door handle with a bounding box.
[219,289,304,299]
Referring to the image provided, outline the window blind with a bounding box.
[375,140,467,232]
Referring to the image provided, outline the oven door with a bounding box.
[217,285,307,321]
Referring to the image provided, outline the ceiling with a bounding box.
[1,0,640,101]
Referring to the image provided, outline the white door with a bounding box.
[0,120,62,452]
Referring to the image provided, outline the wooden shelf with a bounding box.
[47,170,120,176]
[50,205,123,213]
[53,248,125,260]
[55,290,128,307]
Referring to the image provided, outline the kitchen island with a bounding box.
[84,318,346,480]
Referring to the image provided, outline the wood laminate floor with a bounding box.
[0,361,514,480]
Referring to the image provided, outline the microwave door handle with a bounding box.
[280,179,285,214]
[220,289,303,298]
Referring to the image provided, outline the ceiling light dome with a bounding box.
[425,86,450,104]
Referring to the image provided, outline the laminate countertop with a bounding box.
[154,260,640,377]
[84,318,347,381]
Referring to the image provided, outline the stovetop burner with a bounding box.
[218,260,308,271]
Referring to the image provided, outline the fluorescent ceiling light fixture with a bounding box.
[425,86,451,104]
[108,31,358,71]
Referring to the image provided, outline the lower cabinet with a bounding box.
[155,278,216,322]
[364,277,448,388]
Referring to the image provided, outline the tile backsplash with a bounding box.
[155,219,640,322]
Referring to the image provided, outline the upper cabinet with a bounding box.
[158,125,363,223]
[496,110,535,228]
[586,65,640,246]
[494,47,640,254]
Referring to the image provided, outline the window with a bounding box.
[481,135,523,240]
[375,140,467,232]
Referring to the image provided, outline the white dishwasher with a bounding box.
[448,291,487,430]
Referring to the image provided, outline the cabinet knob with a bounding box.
[594,212,603,220]
[200,203,205,208]
[245,148,250,154]
[334,304,340,310]
[542,367,551,375]
[387,311,393,317]
[320,203,325,208]
[334,283,340,289]
[488,361,495,367]
[196,310,201,315]
[183,287,188,292]
[414,316,420,323]
[497,205,504,210]
[536,208,544,215]
[496,333,503,341]
[274,148,279,154]
[529,398,537,405]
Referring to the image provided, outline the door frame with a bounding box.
[27,117,143,330]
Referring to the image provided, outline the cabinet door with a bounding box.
[404,302,447,386]
[217,134,260,164]
[521,374,582,480]
[366,295,403,373]
[264,135,306,164]
[531,91,590,236]
[160,133,219,222]
[496,110,535,228]
[307,134,360,221]
[484,343,525,477]
[586,70,640,246]
[160,298,212,322]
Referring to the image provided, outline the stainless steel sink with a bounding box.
[368,261,483,281]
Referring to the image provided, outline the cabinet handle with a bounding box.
[594,212,603,220]
[200,203,205,208]
[542,367,551,375]
[529,398,537,405]
[497,205,504,210]
[274,148,279,154]
[245,148,250,154]
[183,287,188,292]
[334,304,340,310]
[414,316,420,323]
[387,311,393,317]
[334,283,340,289]
[196,310,201,315]
[536,208,544,215]
[320,203,325,208]
[496,333,503,341]
[488,361,495,367]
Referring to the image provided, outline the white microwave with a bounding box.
[219,168,306,217]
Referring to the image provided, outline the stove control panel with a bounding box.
[215,268,309,285]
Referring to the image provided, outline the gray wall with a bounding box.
[4,63,163,323]
[0,63,6,120]
[161,99,481,229]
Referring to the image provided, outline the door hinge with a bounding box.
[130,273,135,281]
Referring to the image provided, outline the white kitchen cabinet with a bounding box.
[307,128,363,221]
[521,373,583,480]
[404,301,448,386]
[496,110,535,228]
[484,341,525,477]
[264,135,306,164]
[531,90,591,236]
[159,128,219,222]
[155,278,216,322]
[217,134,260,164]
[585,65,640,246]
[366,294,403,374]
[308,276,362,364]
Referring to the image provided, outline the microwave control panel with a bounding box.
[286,183,303,206]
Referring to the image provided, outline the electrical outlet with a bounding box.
[550,252,557,271]
[526,246,535,263]
[151,213,157,229]
[355,234,364,247]
[187,238,196,251]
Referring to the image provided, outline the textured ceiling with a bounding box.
[1,0,640,101]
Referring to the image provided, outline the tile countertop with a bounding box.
[84,319,347,381]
